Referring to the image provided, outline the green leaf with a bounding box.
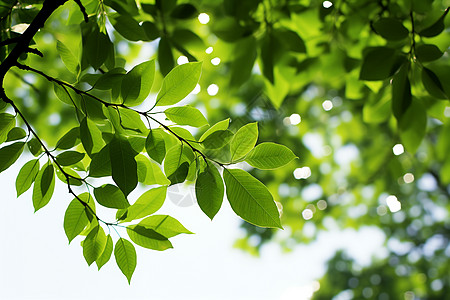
[156,62,202,106]
[167,161,189,185]
[359,47,404,81]
[109,136,138,196]
[55,151,85,166]
[415,44,444,63]
[223,168,282,229]
[16,159,40,197]
[163,144,194,177]
[27,138,42,156]
[122,186,167,222]
[32,163,55,212]
[158,37,174,76]
[419,10,448,37]
[96,235,113,270]
[83,225,107,266]
[245,142,297,169]
[80,117,104,155]
[56,40,79,74]
[399,99,427,154]
[56,127,80,150]
[230,122,258,161]
[146,129,167,164]
[139,215,193,238]
[170,3,198,19]
[195,164,224,220]
[121,60,155,106]
[0,113,15,144]
[85,28,111,70]
[421,67,448,99]
[373,18,409,40]
[202,130,234,149]
[126,225,173,251]
[142,21,159,40]
[165,105,208,127]
[277,28,306,53]
[63,198,89,243]
[391,63,412,120]
[94,184,130,209]
[136,154,171,185]
[93,68,126,90]
[114,238,136,284]
[110,14,147,42]
[0,142,25,173]
[6,127,26,142]
[199,118,230,142]
[89,144,111,178]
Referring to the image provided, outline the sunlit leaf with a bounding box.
[114,238,136,284]
[245,142,297,169]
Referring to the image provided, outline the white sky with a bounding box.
[0,160,385,300]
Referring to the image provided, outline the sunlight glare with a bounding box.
[207,84,219,96]
[198,13,210,24]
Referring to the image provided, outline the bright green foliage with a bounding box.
[156,62,202,106]
[32,163,55,212]
[245,143,297,170]
[96,235,113,270]
[83,225,107,266]
[121,60,155,106]
[16,159,40,197]
[121,186,167,222]
[64,198,89,243]
[93,184,130,209]
[230,123,258,161]
[224,169,282,229]
[195,163,224,220]
[114,238,136,284]
[165,106,208,127]
[0,0,447,292]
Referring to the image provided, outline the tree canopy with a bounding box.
[0,0,449,297]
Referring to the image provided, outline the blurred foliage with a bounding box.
[0,0,449,296]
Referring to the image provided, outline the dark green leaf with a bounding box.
[223,168,282,229]
[422,67,447,99]
[56,127,80,150]
[360,47,404,81]
[80,117,104,155]
[158,37,174,76]
[85,28,111,70]
[6,127,26,142]
[170,3,197,19]
[415,44,444,63]
[55,151,85,166]
[142,21,159,40]
[94,184,130,209]
[109,136,138,196]
[419,11,448,37]
[89,144,111,177]
[27,138,42,156]
[110,14,147,41]
[392,63,412,120]
[167,161,189,185]
[373,18,409,40]
[196,163,224,220]
[399,99,427,154]
[277,28,306,53]
[114,238,136,284]
[56,40,79,74]
[0,142,25,173]
[16,159,40,197]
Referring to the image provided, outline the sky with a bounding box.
[0,158,387,300]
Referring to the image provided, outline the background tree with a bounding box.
[0,0,449,298]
